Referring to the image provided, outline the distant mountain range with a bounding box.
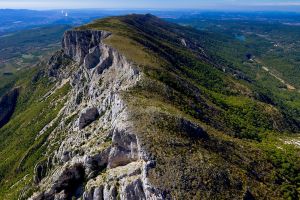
[1,9,300,36]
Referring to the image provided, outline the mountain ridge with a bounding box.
[0,14,299,200]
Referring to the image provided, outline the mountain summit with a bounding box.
[0,14,299,200]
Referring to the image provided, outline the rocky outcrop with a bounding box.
[30,29,164,200]
[0,88,19,128]
[47,50,72,78]
[108,128,139,168]
[79,107,100,129]
[32,164,85,200]
[62,30,111,65]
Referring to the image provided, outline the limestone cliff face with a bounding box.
[62,30,111,65]
[29,30,164,200]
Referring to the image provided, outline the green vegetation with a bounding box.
[0,25,70,78]
[0,14,299,199]
[0,66,70,199]
[80,15,295,138]
[169,17,300,131]
[257,134,300,200]
[79,14,300,199]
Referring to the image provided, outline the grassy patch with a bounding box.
[0,75,70,199]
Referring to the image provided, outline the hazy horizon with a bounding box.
[1,0,300,12]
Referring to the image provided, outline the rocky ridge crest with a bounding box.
[29,29,164,200]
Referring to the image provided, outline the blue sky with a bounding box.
[1,0,300,10]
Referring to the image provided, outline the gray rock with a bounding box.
[62,30,111,64]
[61,151,71,162]
[79,107,100,129]
[103,185,118,200]
[47,50,71,78]
[121,178,146,200]
[30,28,165,200]
[84,46,101,69]
[108,129,138,168]
[97,47,114,74]
[83,190,94,200]
[94,186,104,200]
[84,148,110,178]
[54,190,67,200]
[82,186,104,200]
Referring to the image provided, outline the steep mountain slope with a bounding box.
[0,14,299,200]
[167,16,300,127]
